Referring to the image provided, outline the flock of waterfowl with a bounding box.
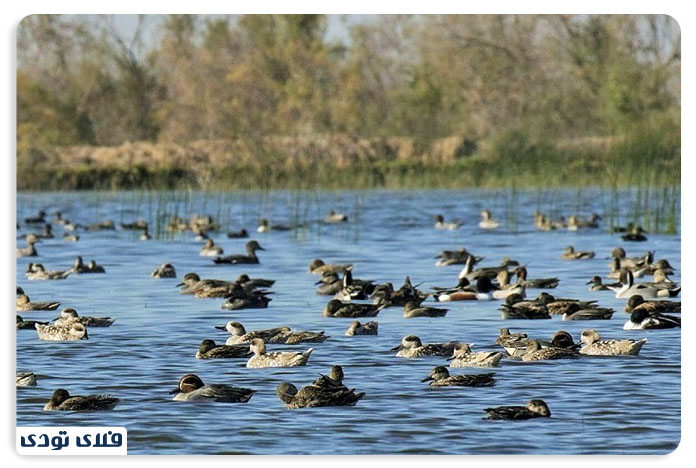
[16,207,680,422]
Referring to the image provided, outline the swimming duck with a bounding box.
[436,248,480,267]
[17,371,36,387]
[26,263,71,280]
[72,256,105,274]
[478,210,499,230]
[567,213,601,230]
[227,228,249,239]
[213,240,265,264]
[533,212,555,231]
[277,381,364,409]
[333,269,376,301]
[371,277,427,307]
[216,321,327,345]
[499,294,550,319]
[612,222,636,233]
[609,270,680,299]
[484,399,551,420]
[63,233,79,242]
[623,309,680,330]
[86,220,115,231]
[392,335,460,359]
[308,259,353,275]
[521,340,580,361]
[459,256,518,281]
[495,328,529,352]
[246,338,313,368]
[121,219,149,231]
[17,315,49,330]
[634,259,676,278]
[561,302,614,321]
[422,366,497,387]
[434,214,462,230]
[34,223,54,239]
[177,273,235,297]
[24,210,46,224]
[166,215,189,232]
[43,389,119,411]
[561,246,595,260]
[624,295,680,315]
[221,287,272,310]
[169,374,256,403]
[448,344,504,368]
[196,339,252,359]
[257,218,292,232]
[311,365,348,390]
[611,248,652,270]
[621,226,648,242]
[586,276,619,291]
[403,301,448,318]
[536,293,599,315]
[54,211,67,224]
[16,293,60,311]
[35,322,88,341]
[235,274,275,291]
[325,210,348,224]
[53,308,115,327]
[579,330,647,356]
[200,238,224,256]
[513,267,559,289]
[316,272,343,295]
[433,277,494,302]
[152,263,176,278]
[323,299,385,318]
[491,281,525,300]
[345,320,378,336]
[17,234,39,257]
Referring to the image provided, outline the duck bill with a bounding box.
[445,356,455,361]
[314,279,324,286]
[175,282,184,287]
[390,345,403,351]
[214,325,226,330]
[420,376,434,382]
[584,280,593,285]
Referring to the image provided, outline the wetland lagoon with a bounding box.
[16,187,680,454]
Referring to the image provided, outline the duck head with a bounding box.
[526,399,551,416]
[421,366,450,382]
[170,374,205,394]
[198,339,217,354]
[49,389,71,407]
[250,338,266,355]
[276,382,298,404]
[391,335,423,351]
[580,329,601,346]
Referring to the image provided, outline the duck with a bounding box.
[17,234,39,257]
[257,218,292,232]
[43,389,119,411]
[139,227,152,241]
[640,269,678,289]
[610,248,652,270]
[609,270,680,299]
[586,276,619,291]
[16,293,60,311]
[17,315,49,330]
[63,233,79,242]
[26,263,71,280]
[169,374,256,403]
[17,371,36,387]
[315,272,343,295]
[422,366,496,387]
[499,294,551,319]
[195,339,253,359]
[513,266,559,289]
[72,256,105,274]
[246,338,313,368]
[345,320,378,336]
[213,240,265,264]
[536,293,599,315]
[177,273,235,297]
[333,269,376,301]
[235,274,275,291]
[579,330,647,356]
[24,210,46,224]
[478,210,499,229]
[86,220,115,231]
[35,322,88,341]
[53,308,115,327]
[635,259,676,278]
[152,263,176,278]
[221,288,272,310]
[623,309,680,330]
[434,214,462,230]
[325,210,348,224]
[308,259,353,275]
[612,222,636,233]
[323,299,385,318]
[371,277,427,307]
[403,301,448,318]
[457,256,517,280]
[484,400,551,420]
[561,303,614,321]
[276,381,364,408]
[495,328,530,356]
[392,335,460,358]
[448,344,504,368]
[227,228,249,239]
[166,215,189,232]
[436,248,480,267]
[569,213,601,230]
[491,280,525,300]
[200,238,224,256]
[561,246,595,260]
[521,340,580,361]
[121,219,149,230]
[621,226,648,242]
[34,223,54,239]
[624,295,680,315]
[216,321,327,345]
[433,277,494,302]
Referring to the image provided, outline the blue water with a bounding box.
[16,189,681,454]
